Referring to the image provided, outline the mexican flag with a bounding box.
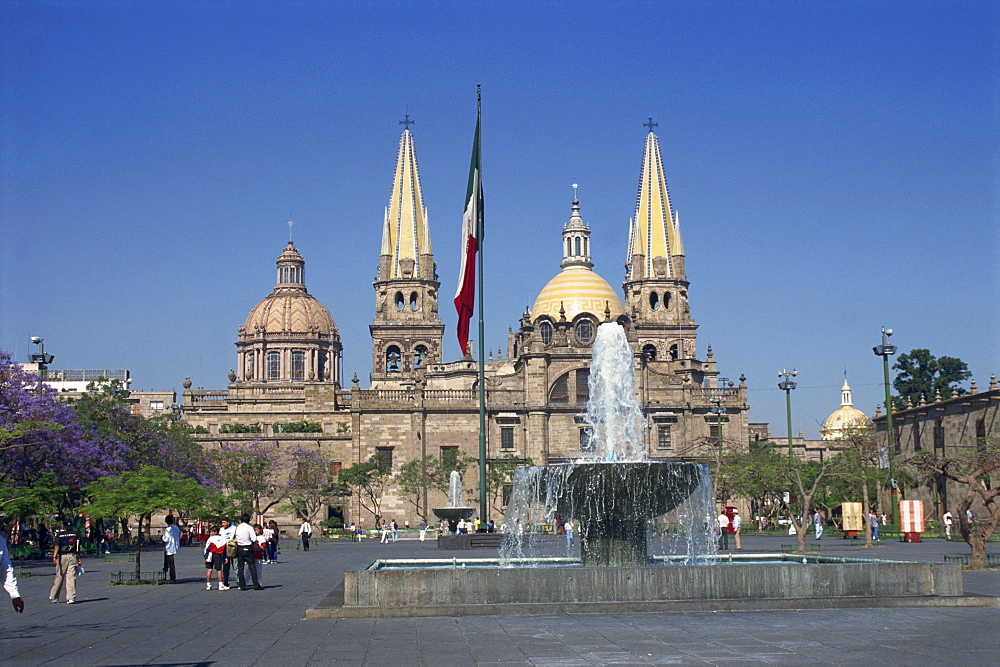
[453,98,483,357]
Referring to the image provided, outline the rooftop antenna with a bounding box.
[288,219,294,243]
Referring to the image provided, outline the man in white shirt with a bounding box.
[731,509,742,550]
[0,534,24,613]
[234,513,262,590]
[219,518,236,587]
[298,518,312,552]
[162,515,181,584]
[943,511,953,540]
[717,512,730,550]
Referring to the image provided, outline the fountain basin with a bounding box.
[510,461,708,566]
[311,556,968,618]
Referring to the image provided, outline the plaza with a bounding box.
[3,533,997,665]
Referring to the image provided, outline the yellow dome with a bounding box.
[820,406,872,440]
[242,291,337,336]
[531,266,625,322]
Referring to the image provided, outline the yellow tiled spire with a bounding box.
[381,127,432,279]
[626,128,684,280]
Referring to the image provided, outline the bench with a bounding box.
[781,543,821,553]
[109,570,165,586]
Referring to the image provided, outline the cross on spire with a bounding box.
[288,220,294,243]
[643,117,658,133]
[571,182,579,198]
[399,113,414,130]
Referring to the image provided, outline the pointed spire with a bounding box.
[380,125,432,280]
[840,378,854,407]
[626,126,683,280]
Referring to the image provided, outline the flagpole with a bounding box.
[475,85,488,529]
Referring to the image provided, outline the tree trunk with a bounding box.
[861,468,872,547]
[134,514,143,579]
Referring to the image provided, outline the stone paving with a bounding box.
[1,532,997,665]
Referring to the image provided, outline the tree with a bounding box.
[831,428,886,547]
[280,448,348,524]
[397,456,442,521]
[85,465,206,576]
[484,454,532,518]
[725,442,843,552]
[340,453,392,525]
[0,351,126,511]
[893,349,971,408]
[211,441,284,515]
[907,440,1000,569]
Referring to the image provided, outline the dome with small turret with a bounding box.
[820,378,872,440]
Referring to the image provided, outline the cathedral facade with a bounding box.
[181,124,750,525]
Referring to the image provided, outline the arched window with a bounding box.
[267,351,280,380]
[550,374,569,402]
[291,351,305,381]
[395,292,404,311]
[643,344,657,361]
[409,292,418,311]
[574,237,581,256]
[663,291,671,309]
[669,344,679,361]
[566,238,572,256]
[413,344,428,369]
[539,321,553,346]
[649,292,659,310]
[576,319,594,344]
[386,346,402,373]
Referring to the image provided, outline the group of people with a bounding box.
[716,509,742,550]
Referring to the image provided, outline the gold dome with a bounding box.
[820,379,872,440]
[531,266,625,322]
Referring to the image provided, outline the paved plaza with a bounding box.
[2,533,998,665]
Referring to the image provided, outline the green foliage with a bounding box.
[340,452,392,523]
[280,448,348,523]
[397,455,442,520]
[893,348,971,409]
[276,420,323,433]
[219,423,262,434]
[190,425,209,434]
[0,473,66,516]
[485,454,532,515]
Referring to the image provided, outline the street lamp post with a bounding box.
[873,327,897,499]
[710,396,726,503]
[778,369,798,460]
[29,336,54,392]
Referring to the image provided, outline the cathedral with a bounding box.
[181,123,750,525]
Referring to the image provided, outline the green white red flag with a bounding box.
[453,96,483,357]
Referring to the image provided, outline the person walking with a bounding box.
[813,510,824,540]
[252,525,267,584]
[298,518,312,552]
[564,519,574,548]
[162,515,181,583]
[50,519,81,604]
[943,511,954,540]
[391,519,399,542]
[203,526,229,591]
[731,509,742,550]
[869,511,880,541]
[267,520,280,562]
[419,520,427,542]
[234,513,262,591]
[717,511,730,550]
[0,534,25,613]
[219,518,236,588]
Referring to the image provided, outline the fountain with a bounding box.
[502,323,713,566]
[309,323,968,618]
[432,471,478,545]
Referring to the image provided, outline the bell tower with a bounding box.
[370,119,444,385]
[623,121,698,363]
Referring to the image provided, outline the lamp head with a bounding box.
[30,336,42,344]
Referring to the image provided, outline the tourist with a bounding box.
[813,510,824,540]
[162,515,181,583]
[261,522,274,563]
[356,523,364,542]
[564,519,574,548]
[50,519,81,604]
[37,523,50,556]
[869,511,880,541]
[419,520,427,541]
[0,533,24,613]
[487,519,496,533]
[380,520,390,544]
[253,525,267,584]
[234,513,262,591]
[203,526,229,590]
[943,511,953,539]
[219,518,236,587]
[299,518,312,551]
[731,509,742,550]
[267,520,280,562]
[391,519,399,542]
[717,511,730,550]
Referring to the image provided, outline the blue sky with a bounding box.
[2,1,997,438]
